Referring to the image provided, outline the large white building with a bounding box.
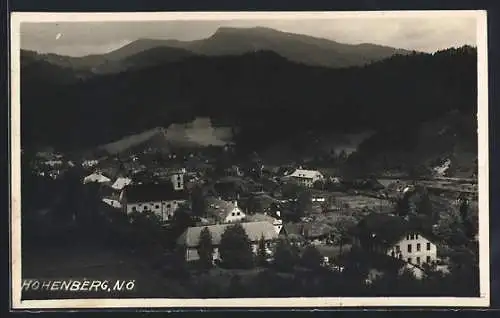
[287,169,324,188]
[120,182,188,222]
[177,221,279,263]
[386,232,438,267]
[354,213,439,279]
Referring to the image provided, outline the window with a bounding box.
[396,245,400,252]
[132,207,137,212]
[407,244,412,253]
[408,258,412,263]
[177,182,181,188]
[167,204,171,208]
[232,212,235,216]
[391,251,395,257]
[155,205,160,209]
[406,235,410,240]
[237,212,240,216]
[398,254,402,259]
[417,243,421,252]
[177,175,181,180]
[426,256,431,263]
[426,242,431,251]
[415,234,419,239]
[416,257,421,264]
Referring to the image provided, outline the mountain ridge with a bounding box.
[21,26,414,74]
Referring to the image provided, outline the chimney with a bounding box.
[234,200,238,208]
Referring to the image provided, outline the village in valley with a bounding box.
[18,17,481,299]
[21,140,480,298]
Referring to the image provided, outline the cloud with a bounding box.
[20,15,477,56]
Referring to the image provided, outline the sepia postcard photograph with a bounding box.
[10,10,490,309]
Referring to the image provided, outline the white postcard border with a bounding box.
[10,10,490,309]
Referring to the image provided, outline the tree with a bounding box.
[197,227,214,269]
[282,182,302,199]
[296,189,312,216]
[126,211,166,256]
[432,209,468,247]
[191,185,206,217]
[256,234,268,266]
[273,237,299,272]
[300,245,323,270]
[330,215,357,254]
[396,192,411,217]
[416,191,436,222]
[219,223,254,269]
[170,203,195,240]
[313,180,325,190]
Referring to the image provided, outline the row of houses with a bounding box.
[173,212,441,279]
[84,165,442,279]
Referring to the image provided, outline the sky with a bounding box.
[20,15,478,57]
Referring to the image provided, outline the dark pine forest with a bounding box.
[21,45,477,155]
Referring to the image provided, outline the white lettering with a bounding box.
[41,280,51,290]
[89,280,101,291]
[100,280,109,291]
[21,280,32,291]
[81,280,90,291]
[113,280,125,291]
[69,281,81,291]
[50,280,61,291]
[31,281,40,290]
[125,280,135,291]
[60,280,71,291]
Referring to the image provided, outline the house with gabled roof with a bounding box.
[352,213,439,277]
[285,169,324,188]
[245,213,283,234]
[83,172,111,185]
[176,221,279,262]
[120,182,188,222]
[205,197,246,224]
[111,177,132,191]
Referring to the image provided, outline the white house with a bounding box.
[176,221,279,262]
[102,198,122,209]
[354,213,440,279]
[206,198,246,224]
[111,177,132,191]
[83,172,111,184]
[120,183,188,222]
[287,169,324,187]
[168,168,186,191]
[385,232,438,268]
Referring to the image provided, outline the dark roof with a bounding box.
[124,183,188,203]
[356,213,441,247]
[281,223,303,236]
[302,222,334,238]
[355,213,411,246]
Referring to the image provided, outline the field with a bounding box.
[330,192,394,212]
